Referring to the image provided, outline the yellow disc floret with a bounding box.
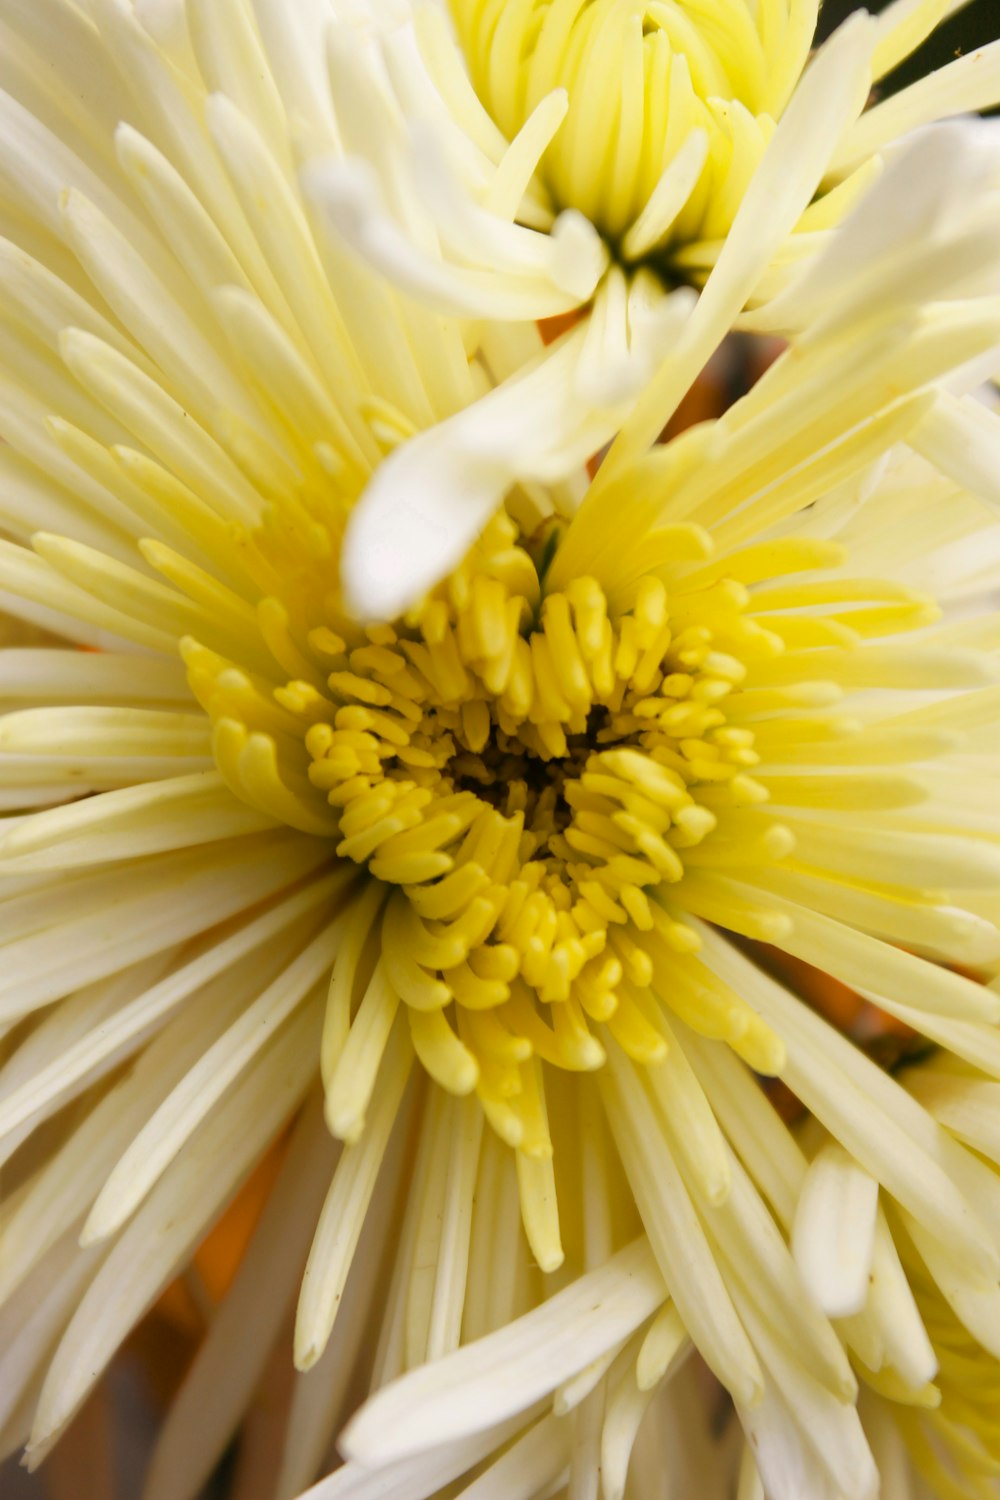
[173,434,958,1223]
[184,506,792,1157]
[448,0,819,253]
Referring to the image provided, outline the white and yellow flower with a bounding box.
[310,0,1000,612]
[2,4,1000,1500]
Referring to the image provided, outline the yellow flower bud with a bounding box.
[449,0,818,254]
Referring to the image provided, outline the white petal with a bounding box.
[302,1414,543,1500]
[912,389,1000,511]
[854,1208,937,1389]
[340,331,588,619]
[0,833,329,1022]
[756,123,1000,335]
[792,1143,879,1318]
[694,922,1000,1275]
[453,1413,569,1500]
[0,870,342,1148]
[26,998,321,1463]
[143,1098,337,1500]
[832,40,1000,173]
[81,916,345,1243]
[304,154,603,322]
[340,1237,667,1465]
[275,1106,411,1500]
[905,1215,1000,1360]
[295,1019,413,1370]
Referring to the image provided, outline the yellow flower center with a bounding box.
[449,0,818,252]
[183,506,791,1146]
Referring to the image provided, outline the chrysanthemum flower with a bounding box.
[2,3,1000,1500]
[260,0,1000,615]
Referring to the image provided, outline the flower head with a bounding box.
[2,4,1000,1500]
[449,0,817,248]
[314,0,1000,616]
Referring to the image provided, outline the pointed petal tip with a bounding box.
[341,429,504,623]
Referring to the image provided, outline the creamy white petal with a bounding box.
[26,994,321,1464]
[792,1143,880,1319]
[81,914,347,1242]
[341,1238,667,1465]
[143,1096,337,1500]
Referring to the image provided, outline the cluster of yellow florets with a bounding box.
[185,507,790,1124]
[448,0,814,253]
